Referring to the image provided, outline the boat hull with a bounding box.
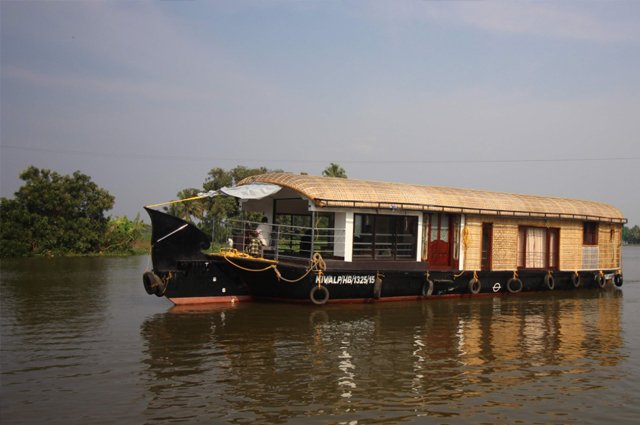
[207,254,622,304]
[143,207,252,305]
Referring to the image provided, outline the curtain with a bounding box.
[526,228,546,268]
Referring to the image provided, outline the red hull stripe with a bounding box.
[256,291,499,304]
[169,295,253,305]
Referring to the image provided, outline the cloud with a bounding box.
[368,0,640,43]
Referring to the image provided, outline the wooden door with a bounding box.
[428,213,451,269]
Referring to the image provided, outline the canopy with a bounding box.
[220,183,281,200]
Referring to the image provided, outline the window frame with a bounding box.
[353,213,418,261]
[517,225,560,270]
[583,221,598,246]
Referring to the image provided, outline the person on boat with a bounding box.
[246,230,261,257]
[256,216,272,248]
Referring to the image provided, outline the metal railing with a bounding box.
[222,219,419,262]
[223,219,345,261]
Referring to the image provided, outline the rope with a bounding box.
[453,270,465,279]
[473,270,479,280]
[222,251,278,273]
[220,250,327,284]
[462,224,470,259]
[162,271,173,284]
[145,194,211,209]
[513,270,518,280]
[278,252,327,284]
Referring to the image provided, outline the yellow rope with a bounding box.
[473,270,478,280]
[145,194,211,209]
[462,224,470,264]
[453,270,465,279]
[220,250,327,284]
[513,270,518,280]
[222,252,278,273]
[162,271,173,284]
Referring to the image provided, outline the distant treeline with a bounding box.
[623,225,640,245]
[0,166,147,257]
[0,164,347,257]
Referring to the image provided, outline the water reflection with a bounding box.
[140,290,625,423]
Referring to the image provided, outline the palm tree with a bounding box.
[322,163,347,178]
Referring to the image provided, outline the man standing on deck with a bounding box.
[256,216,272,248]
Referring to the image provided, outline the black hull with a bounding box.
[144,208,251,304]
[207,254,623,304]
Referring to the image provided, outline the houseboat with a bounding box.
[143,173,625,305]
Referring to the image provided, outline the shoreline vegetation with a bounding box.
[1,165,638,257]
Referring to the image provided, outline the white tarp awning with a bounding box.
[220,183,281,200]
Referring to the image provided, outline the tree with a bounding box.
[322,162,347,178]
[622,225,640,244]
[165,166,279,242]
[101,215,147,255]
[0,166,115,256]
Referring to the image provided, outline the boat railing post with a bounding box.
[274,223,280,261]
[311,211,316,260]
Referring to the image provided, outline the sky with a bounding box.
[1,0,639,225]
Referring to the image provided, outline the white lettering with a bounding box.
[317,274,376,285]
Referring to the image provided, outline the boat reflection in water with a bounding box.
[140,289,624,423]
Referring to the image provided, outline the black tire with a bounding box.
[155,277,168,297]
[507,278,523,293]
[310,285,330,305]
[544,274,555,290]
[572,273,581,288]
[422,279,434,297]
[469,278,481,294]
[143,271,160,295]
[614,274,623,288]
[596,274,606,288]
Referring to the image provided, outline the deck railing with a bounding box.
[224,219,346,261]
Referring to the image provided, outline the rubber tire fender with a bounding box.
[155,276,168,297]
[544,274,555,290]
[571,273,581,288]
[143,271,161,295]
[596,274,606,289]
[310,285,330,305]
[422,279,434,297]
[469,278,481,295]
[614,273,623,288]
[507,278,523,293]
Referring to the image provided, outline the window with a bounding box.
[481,223,493,271]
[517,226,559,270]
[353,214,418,260]
[583,222,598,245]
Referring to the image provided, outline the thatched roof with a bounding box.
[240,173,626,223]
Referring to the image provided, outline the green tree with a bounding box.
[630,225,640,244]
[322,162,347,178]
[101,215,146,255]
[165,166,278,242]
[0,166,115,257]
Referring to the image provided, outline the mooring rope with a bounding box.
[221,250,326,284]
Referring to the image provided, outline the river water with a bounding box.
[1,247,640,425]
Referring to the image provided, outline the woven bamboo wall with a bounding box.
[559,222,583,271]
[598,223,621,270]
[462,216,621,271]
[462,218,482,270]
[491,221,519,271]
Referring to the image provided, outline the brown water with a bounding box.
[1,247,640,425]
